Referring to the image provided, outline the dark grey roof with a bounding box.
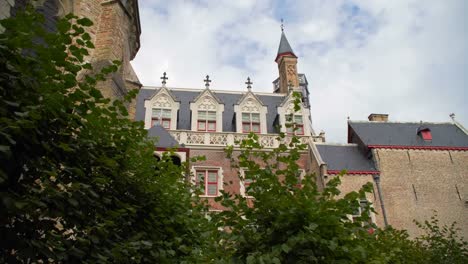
[147,125,179,148]
[277,31,295,56]
[348,121,468,147]
[135,88,286,133]
[316,144,377,171]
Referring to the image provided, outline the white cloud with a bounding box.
[132,0,468,142]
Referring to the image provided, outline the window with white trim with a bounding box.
[196,169,219,196]
[151,108,171,129]
[242,113,260,133]
[197,110,216,131]
[286,114,304,135]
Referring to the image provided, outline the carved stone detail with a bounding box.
[240,98,260,112]
[198,96,217,111]
[152,94,172,108]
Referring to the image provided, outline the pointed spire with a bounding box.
[276,21,296,61]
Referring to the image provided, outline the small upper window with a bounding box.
[285,114,304,135]
[152,108,171,129]
[242,113,260,133]
[198,111,216,131]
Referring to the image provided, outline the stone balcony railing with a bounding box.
[168,130,325,149]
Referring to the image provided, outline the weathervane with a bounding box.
[245,77,253,91]
[204,75,211,89]
[281,18,284,32]
[160,72,168,87]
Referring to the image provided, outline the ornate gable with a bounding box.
[277,92,312,135]
[143,87,180,129]
[234,92,268,134]
[190,89,224,132]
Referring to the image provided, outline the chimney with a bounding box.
[368,114,389,122]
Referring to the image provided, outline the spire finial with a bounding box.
[281,18,284,32]
[450,113,456,120]
[204,75,211,89]
[160,72,168,87]
[245,77,253,91]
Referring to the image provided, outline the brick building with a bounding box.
[1,0,142,117]
[136,28,468,237]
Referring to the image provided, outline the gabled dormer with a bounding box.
[190,88,224,132]
[143,87,180,130]
[234,91,268,134]
[277,91,312,136]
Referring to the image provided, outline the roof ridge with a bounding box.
[141,86,287,96]
[315,143,359,147]
[349,120,454,125]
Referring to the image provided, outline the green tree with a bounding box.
[0,7,214,263]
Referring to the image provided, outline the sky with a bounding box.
[132,0,468,143]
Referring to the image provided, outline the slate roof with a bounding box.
[348,121,468,147]
[147,125,179,148]
[277,31,295,56]
[316,144,377,172]
[135,88,286,133]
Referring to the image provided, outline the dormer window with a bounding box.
[234,93,268,134]
[190,90,224,132]
[242,113,261,133]
[417,126,432,141]
[144,87,180,130]
[152,108,171,129]
[286,114,304,135]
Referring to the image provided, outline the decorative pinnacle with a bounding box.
[450,113,455,120]
[281,18,284,32]
[160,72,168,87]
[245,77,253,91]
[204,75,211,89]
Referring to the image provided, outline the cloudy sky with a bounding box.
[132,0,467,143]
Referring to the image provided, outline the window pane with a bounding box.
[242,123,251,132]
[198,111,206,119]
[207,111,216,120]
[242,113,250,122]
[207,184,217,195]
[252,123,260,133]
[297,125,304,135]
[162,120,170,128]
[287,126,294,133]
[208,121,216,131]
[251,113,260,122]
[198,121,206,130]
[162,109,171,118]
[295,115,303,124]
[197,172,205,185]
[208,172,217,182]
[152,108,161,117]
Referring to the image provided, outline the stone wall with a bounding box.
[0,0,142,118]
[376,148,468,238]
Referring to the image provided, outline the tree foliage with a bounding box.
[0,7,214,263]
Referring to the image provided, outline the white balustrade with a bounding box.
[168,130,314,149]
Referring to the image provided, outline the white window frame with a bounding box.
[239,168,257,198]
[191,166,224,197]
